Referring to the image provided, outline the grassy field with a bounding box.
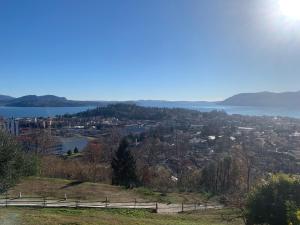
[7,177,210,204]
[1,177,243,224]
[0,207,243,225]
[7,177,144,202]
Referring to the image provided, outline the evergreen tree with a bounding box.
[0,132,38,192]
[74,147,79,154]
[111,138,138,188]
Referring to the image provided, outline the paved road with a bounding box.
[0,198,223,214]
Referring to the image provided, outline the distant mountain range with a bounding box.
[0,95,210,108]
[1,91,300,108]
[220,91,300,108]
[0,95,15,104]
[0,95,105,107]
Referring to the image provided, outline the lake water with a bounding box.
[138,102,300,119]
[191,105,300,119]
[0,106,93,118]
[1,104,300,119]
[58,136,89,153]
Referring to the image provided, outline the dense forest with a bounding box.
[70,103,202,121]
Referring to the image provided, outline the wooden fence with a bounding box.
[0,195,223,214]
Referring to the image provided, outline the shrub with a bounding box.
[245,174,300,225]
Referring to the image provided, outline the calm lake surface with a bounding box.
[192,105,300,119]
[58,136,89,153]
[0,106,93,118]
[1,104,300,119]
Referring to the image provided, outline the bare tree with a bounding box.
[105,127,122,162]
[84,141,104,182]
[21,129,55,155]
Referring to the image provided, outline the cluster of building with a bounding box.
[1,106,300,176]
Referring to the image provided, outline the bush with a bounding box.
[40,156,111,183]
[245,174,300,225]
[286,201,300,225]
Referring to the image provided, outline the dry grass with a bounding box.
[134,187,210,204]
[7,177,145,202]
[6,177,211,204]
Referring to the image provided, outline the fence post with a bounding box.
[64,194,67,201]
[105,197,108,208]
[181,202,184,213]
[155,202,158,213]
[194,202,197,211]
[134,198,137,209]
[43,197,46,207]
[5,192,8,208]
[75,200,79,209]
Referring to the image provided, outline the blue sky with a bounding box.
[0,0,300,101]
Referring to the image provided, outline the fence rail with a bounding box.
[0,196,223,214]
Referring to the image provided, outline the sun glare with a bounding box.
[279,0,300,20]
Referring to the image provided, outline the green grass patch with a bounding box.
[101,208,153,218]
[40,208,85,216]
[0,207,243,225]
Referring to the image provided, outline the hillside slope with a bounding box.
[4,95,103,107]
[0,94,15,105]
[221,91,300,107]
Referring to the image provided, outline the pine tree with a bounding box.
[111,138,138,188]
[74,147,79,154]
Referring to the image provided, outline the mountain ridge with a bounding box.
[220,91,300,107]
[0,94,15,101]
[2,91,300,108]
[0,94,216,108]
[0,95,104,107]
